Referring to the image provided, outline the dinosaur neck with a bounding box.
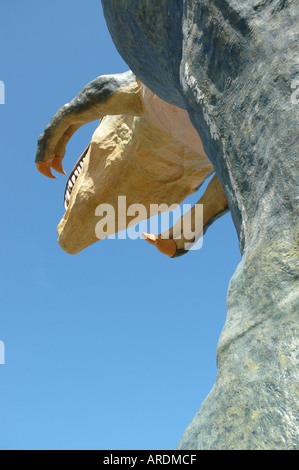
[141,85,207,156]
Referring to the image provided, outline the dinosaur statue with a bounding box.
[36,72,228,256]
[36,0,299,450]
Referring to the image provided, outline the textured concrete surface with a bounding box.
[102,0,299,449]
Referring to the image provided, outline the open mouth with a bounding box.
[63,144,90,211]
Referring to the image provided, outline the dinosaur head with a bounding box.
[57,111,213,254]
[36,78,213,255]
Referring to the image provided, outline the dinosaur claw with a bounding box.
[51,155,66,175]
[142,232,157,245]
[156,237,177,257]
[36,160,56,179]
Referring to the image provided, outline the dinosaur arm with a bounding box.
[35,71,144,178]
[143,174,229,257]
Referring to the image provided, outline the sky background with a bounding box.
[0,0,241,450]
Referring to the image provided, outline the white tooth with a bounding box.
[68,180,73,189]
[79,161,83,168]
[77,166,81,173]
[64,200,68,211]
[65,190,70,201]
[72,175,76,184]
[74,170,79,177]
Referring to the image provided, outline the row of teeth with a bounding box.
[64,155,86,211]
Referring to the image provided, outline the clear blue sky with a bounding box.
[0,0,241,450]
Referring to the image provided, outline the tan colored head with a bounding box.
[36,74,214,255]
